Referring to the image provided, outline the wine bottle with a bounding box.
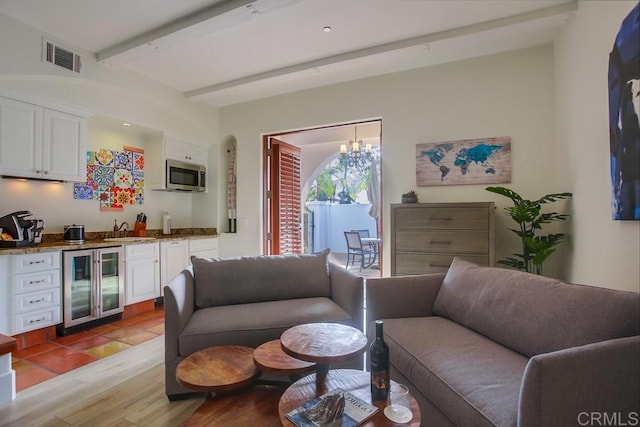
[370,319,390,401]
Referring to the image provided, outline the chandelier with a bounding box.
[339,126,373,168]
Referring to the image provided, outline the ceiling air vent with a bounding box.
[43,39,81,73]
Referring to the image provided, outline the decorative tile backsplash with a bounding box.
[73,146,144,211]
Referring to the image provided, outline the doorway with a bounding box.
[262,119,382,274]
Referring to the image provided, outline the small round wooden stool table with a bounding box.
[254,339,316,381]
[176,345,259,393]
[280,323,367,386]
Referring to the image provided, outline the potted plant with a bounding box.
[401,190,418,203]
[486,186,572,275]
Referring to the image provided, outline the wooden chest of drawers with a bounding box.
[390,202,495,275]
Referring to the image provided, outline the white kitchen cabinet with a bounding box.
[189,237,219,261]
[160,240,189,297]
[165,137,207,165]
[9,252,62,335]
[0,256,10,336]
[124,242,160,305]
[0,96,87,182]
[41,108,86,181]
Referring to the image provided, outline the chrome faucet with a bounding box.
[112,220,129,238]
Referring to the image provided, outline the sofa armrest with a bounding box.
[365,273,445,328]
[163,266,195,361]
[329,262,364,332]
[518,335,640,427]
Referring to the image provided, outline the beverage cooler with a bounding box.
[61,247,124,331]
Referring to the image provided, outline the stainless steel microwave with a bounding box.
[166,159,206,192]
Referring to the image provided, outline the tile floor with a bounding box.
[11,306,164,392]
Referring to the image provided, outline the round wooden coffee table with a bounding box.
[254,339,316,380]
[281,323,367,385]
[278,369,422,426]
[176,345,260,393]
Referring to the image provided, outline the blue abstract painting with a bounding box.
[416,137,511,186]
[608,3,639,220]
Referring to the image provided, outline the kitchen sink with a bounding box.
[103,237,157,242]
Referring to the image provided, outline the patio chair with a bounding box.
[344,231,375,271]
[354,228,380,259]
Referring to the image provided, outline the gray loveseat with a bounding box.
[366,257,640,426]
[164,250,364,400]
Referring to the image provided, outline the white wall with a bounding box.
[220,45,560,276]
[554,0,639,291]
[306,202,377,253]
[0,13,221,233]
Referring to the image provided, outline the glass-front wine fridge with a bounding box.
[62,247,124,330]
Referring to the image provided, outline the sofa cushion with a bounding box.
[179,297,351,355]
[432,257,640,357]
[192,249,331,308]
[382,316,528,427]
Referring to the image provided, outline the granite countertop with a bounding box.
[0,228,218,255]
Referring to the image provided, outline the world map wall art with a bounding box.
[415,136,511,186]
[73,146,144,211]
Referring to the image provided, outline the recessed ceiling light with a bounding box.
[122,122,131,127]
[323,26,332,33]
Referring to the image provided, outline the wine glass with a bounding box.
[384,383,413,423]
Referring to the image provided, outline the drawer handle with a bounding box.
[29,298,45,304]
[29,317,46,324]
[28,279,45,285]
[430,217,452,221]
[430,263,451,268]
[430,240,452,244]
[28,260,45,265]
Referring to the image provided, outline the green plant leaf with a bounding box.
[486,186,523,203]
[535,192,573,204]
[486,187,572,275]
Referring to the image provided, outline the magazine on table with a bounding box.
[286,388,379,427]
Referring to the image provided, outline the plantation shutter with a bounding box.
[264,138,302,255]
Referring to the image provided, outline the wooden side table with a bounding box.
[176,345,259,393]
[254,339,316,381]
[278,369,422,426]
[0,334,18,405]
[280,323,367,385]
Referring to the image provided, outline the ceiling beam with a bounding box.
[186,1,577,100]
[97,0,257,66]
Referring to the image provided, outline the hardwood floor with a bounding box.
[0,336,203,426]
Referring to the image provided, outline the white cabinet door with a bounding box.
[42,108,86,181]
[0,96,86,181]
[189,237,219,261]
[125,256,160,305]
[160,240,189,297]
[165,137,207,165]
[0,255,11,335]
[0,97,42,178]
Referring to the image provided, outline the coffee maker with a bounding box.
[0,211,44,247]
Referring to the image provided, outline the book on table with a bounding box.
[286,388,379,427]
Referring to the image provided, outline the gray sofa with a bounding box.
[366,257,640,427]
[164,250,364,399]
